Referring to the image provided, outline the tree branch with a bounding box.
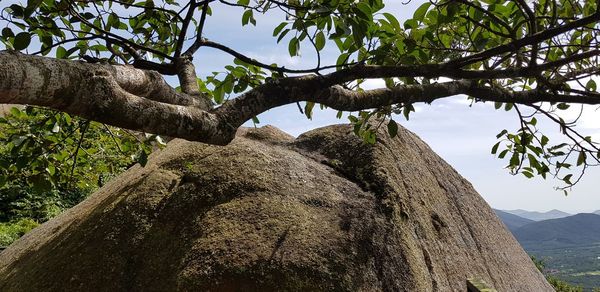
[449,10,600,67]
[174,0,199,58]
[183,1,211,57]
[1,52,599,146]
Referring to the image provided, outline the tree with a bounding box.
[0,105,157,246]
[0,0,599,188]
[0,106,157,223]
[532,256,585,292]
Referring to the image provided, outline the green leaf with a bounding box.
[288,37,299,56]
[556,103,570,110]
[137,150,148,167]
[46,164,56,175]
[529,117,537,126]
[56,46,68,59]
[522,171,534,178]
[413,2,431,22]
[577,151,586,166]
[213,86,225,104]
[272,22,287,37]
[509,153,520,167]
[496,129,508,139]
[304,102,315,119]
[387,119,398,138]
[277,29,290,43]
[222,76,234,94]
[9,106,22,117]
[541,135,549,146]
[107,13,120,29]
[27,0,43,10]
[491,142,500,154]
[402,104,414,120]
[586,79,597,91]
[382,13,401,32]
[13,32,31,50]
[315,31,326,51]
[355,2,372,21]
[498,149,509,159]
[2,27,14,38]
[336,53,349,66]
[241,10,253,26]
[363,130,376,144]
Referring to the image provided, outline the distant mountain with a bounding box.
[503,209,571,221]
[512,213,600,250]
[493,209,534,233]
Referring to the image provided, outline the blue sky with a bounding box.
[2,0,599,213]
[195,0,600,213]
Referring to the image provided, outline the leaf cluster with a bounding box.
[0,107,160,223]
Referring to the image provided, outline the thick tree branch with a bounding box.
[1,52,599,146]
[0,51,203,107]
[0,51,225,143]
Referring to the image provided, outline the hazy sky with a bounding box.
[2,0,598,212]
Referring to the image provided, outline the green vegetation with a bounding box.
[0,106,162,247]
[532,255,584,292]
[530,244,600,290]
[0,218,38,246]
[497,211,600,290]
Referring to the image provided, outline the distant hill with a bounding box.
[498,212,600,290]
[512,213,600,250]
[493,209,534,233]
[503,209,571,221]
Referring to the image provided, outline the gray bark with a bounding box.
[0,51,598,145]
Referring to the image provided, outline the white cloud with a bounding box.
[361,79,386,90]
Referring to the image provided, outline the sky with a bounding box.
[2,0,599,213]
[193,0,600,213]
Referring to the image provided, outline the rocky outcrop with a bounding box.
[0,124,552,291]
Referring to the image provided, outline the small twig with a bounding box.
[68,120,90,187]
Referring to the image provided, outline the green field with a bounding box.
[527,243,600,290]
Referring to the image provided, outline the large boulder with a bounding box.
[0,124,552,291]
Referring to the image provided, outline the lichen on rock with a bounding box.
[0,124,553,291]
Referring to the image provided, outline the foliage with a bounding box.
[0,218,39,246]
[0,0,599,190]
[531,255,587,292]
[0,106,162,223]
[547,276,585,292]
[529,245,600,291]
